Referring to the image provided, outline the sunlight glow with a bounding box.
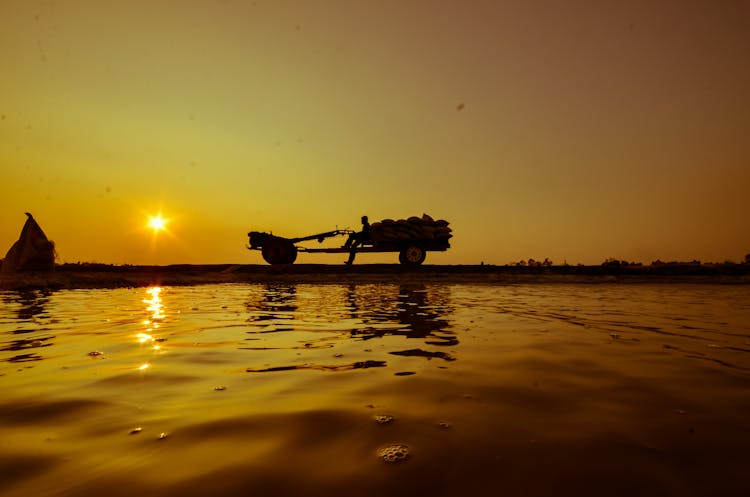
[147,214,168,232]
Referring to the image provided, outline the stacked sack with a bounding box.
[369,214,452,243]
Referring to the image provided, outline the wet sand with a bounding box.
[1,263,749,290]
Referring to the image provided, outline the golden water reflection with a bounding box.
[3,285,750,496]
[242,284,457,372]
[143,286,165,322]
[0,290,55,363]
[135,286,167,369]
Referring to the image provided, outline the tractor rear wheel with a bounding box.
[261,238,298,264]
[399,245,426,265]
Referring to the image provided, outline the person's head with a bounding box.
[361,215,368,224]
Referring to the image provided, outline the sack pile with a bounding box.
[1,213,55,273]
[369,214,452,243]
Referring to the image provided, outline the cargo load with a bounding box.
[369,213,452,243]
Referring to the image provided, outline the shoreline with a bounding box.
[2,263,749,290]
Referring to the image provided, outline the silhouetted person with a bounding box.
[344,215,370,264]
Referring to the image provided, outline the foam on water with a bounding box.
[374,414,395,424]
[377,443,410,463]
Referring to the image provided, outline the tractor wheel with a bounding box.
[399,245,426,265]
[261,238,298,264]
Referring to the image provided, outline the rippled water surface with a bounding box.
[1,283,749,497]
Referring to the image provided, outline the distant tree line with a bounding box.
[512,258,554,267]
[601,258,643,267]
[504,253,750,267]
[602,256,749,267]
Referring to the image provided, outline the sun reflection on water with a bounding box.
[134,286,168,368]
[143,287,165,321]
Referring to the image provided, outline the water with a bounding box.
[1,283,749,497]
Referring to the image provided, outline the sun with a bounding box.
[147,214,168,232]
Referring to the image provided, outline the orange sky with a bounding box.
[2,0,749,265]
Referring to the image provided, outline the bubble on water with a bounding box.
[377,443,410,463]
[129,427,142,435]
[31,340,43,347]
[334,353,344,358]
[88,351,103,357]
[374,414,394,424]
[437,421,452,429]
[213,386,227,391]
[158,432,168,440]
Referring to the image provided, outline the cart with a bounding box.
[247,223,451,266]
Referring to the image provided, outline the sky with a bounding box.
[1,0,749,266]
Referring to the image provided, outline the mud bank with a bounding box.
[1,263,749,290]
